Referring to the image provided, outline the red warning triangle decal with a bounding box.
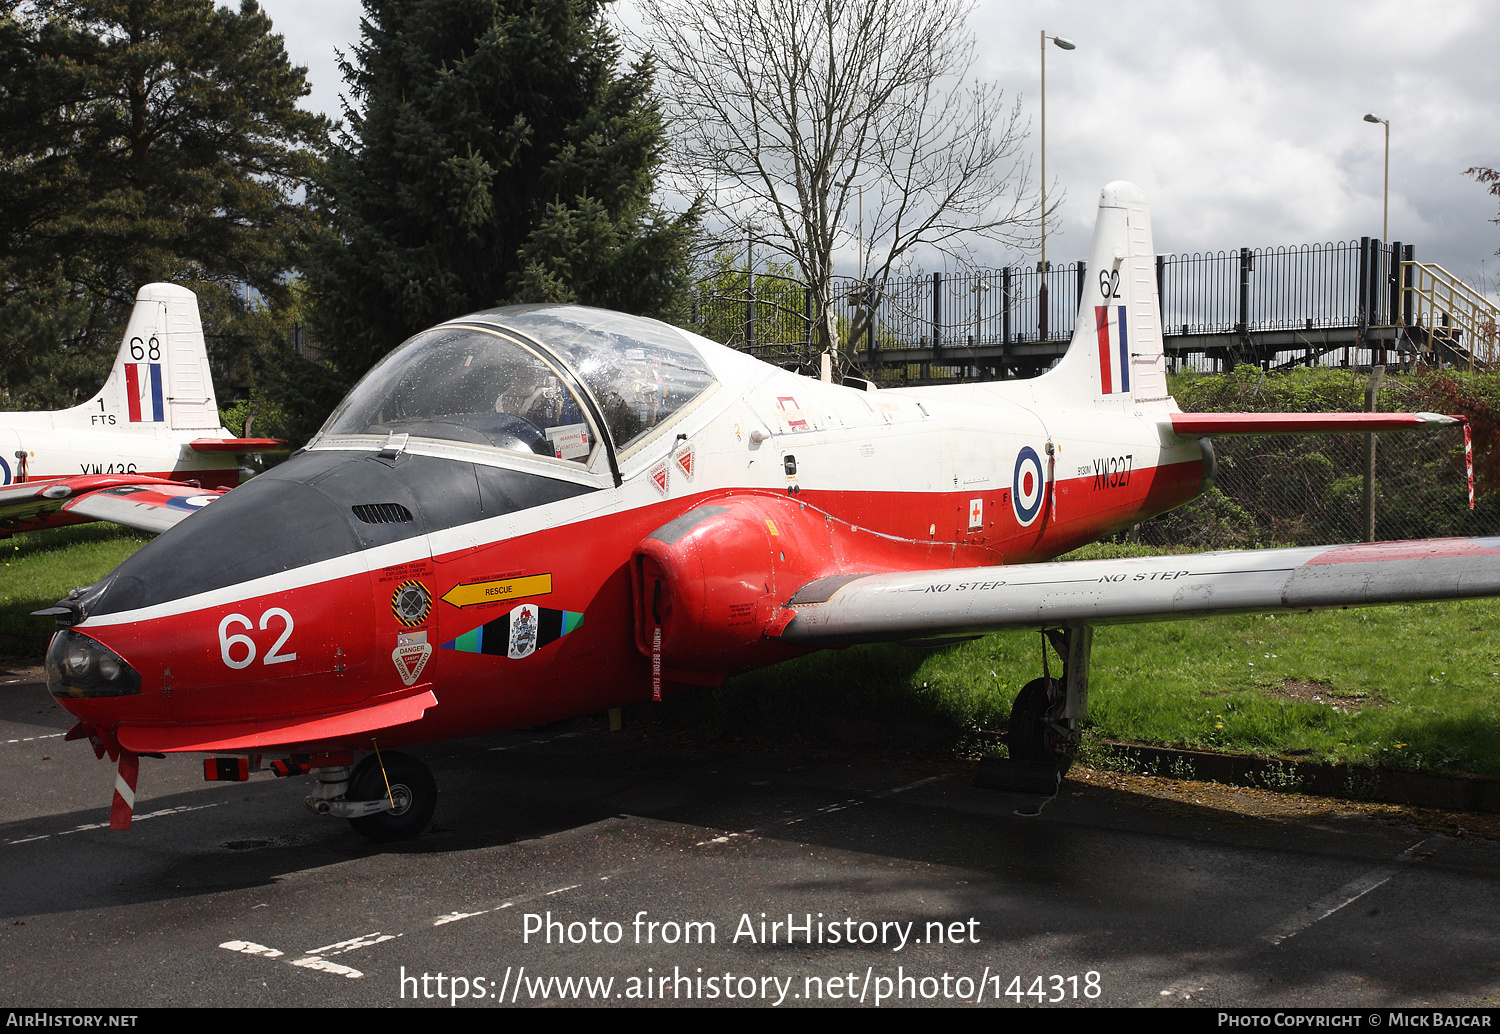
[674,445,694,480]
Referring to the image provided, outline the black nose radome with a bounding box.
[78,451,593,619]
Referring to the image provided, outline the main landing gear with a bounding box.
[305,750,438,842]
[979,626,1092,795]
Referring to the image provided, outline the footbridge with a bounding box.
[688,238,1500,384]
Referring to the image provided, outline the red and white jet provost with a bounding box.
[43,182,1498,840]
[0,282,280,536]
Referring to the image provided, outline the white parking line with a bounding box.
[1154,835,1446,1003]
[1257,836,1444,946]
[5,802,221,845]
[434,910,488,926]
[216,764,947,985]
[3,733,64,746]
[220,932,398,980]
[307,932,398,956]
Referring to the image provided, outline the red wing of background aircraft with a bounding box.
[0,282,281,537]
[39,182,1499,841]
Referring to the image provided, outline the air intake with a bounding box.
[352,503,414,525]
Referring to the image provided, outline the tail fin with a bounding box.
[1036,181,1169,408]
[85,283,221,432]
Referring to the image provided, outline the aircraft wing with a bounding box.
[0,476,225,534]
[775,538,1500,646]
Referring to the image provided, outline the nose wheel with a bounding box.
[346,751,437,842]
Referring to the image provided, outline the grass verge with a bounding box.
[0,523,151,649]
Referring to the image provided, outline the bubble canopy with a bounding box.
[319,306,717,466]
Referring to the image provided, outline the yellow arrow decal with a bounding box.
[440,573,553,608]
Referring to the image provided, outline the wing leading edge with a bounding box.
[775,538,1500,646]
[0,476,226,534]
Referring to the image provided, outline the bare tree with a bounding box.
[633,0,1036,362]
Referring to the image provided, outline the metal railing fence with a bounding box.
[685,238,1429,363]
[1404,261,1500,370]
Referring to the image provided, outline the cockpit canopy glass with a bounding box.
[488,307,715,454]
[320,307,716,461]
[322,328,598,463]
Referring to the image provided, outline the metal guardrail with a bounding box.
[1404,260,1500,371]
[687,238,1494,376]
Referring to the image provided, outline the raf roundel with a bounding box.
[164,494,218,512]
[391,580,432,628]
[1012,446,1045,526]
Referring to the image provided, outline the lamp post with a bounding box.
[1040,31,1076,273]
[1039,31,1074,341]
[1363,113,1389,242]
[1360,114,1390,539]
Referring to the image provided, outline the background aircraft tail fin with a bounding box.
[86,283,222,433]
[1037,182,1170,408]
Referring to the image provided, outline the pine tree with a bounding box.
[307,0,697,380]
[0,0,328,407]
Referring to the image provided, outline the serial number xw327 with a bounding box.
[1093,455,1133,490]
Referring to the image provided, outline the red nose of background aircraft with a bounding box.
[41,182,1500,841]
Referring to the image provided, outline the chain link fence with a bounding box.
[1138,369,1499,547]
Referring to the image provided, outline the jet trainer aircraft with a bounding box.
[41,183,1499,841]
[0,283,281,535]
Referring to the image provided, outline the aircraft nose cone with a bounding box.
[73,450,591,621]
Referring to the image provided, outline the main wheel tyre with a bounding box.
[1007,677,1077,774]
[346,752,437,842]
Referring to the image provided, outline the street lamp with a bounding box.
[1363,113,1389,242]
[1039,31,1074,341]
[1040,31,1076,273]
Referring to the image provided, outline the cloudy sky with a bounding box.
[256,0,1500,289]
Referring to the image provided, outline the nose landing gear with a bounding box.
[346,751,438,843]
[304,750,438,842]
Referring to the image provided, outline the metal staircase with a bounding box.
[1401,260,1500,371]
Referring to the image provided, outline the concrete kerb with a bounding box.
[1081,742,1500,814]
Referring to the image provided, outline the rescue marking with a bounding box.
[439,573,553,608]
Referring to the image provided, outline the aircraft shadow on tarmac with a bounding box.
[2,724,1496,1002]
